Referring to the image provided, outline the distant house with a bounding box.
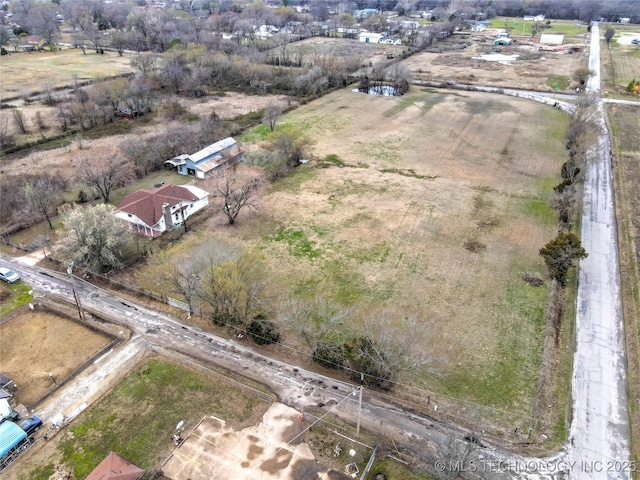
[353,8,379,19]
[494,38,513,46]
[471,23,485,32]
[165,137,245,179]
[115,184,209,237]
[85,452,144,480]
[359,32,385,43]
[380,37,402,45]
[540,34,564,45]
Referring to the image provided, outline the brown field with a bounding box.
[0,310,111,406]
[132,87,567,427]
[0,48,135,101]
[282,36,405,65]
[1,91,292,179]
[401,30,587,91]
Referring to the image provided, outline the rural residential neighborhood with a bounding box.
[0,0,639,479]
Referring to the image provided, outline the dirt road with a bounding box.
[567,23,632,480]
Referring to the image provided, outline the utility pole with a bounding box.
[357,373,364,435]
[67,262,86,321]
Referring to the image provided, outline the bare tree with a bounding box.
[262,102,283,132]
[158,256,203,315]
[197,248,268,327]
[131,53,159,78]
[279,297,352,354]
[56,203,132,273]
[215,168,264,225]
[605,27,615,48]
[24,174,66,229]
[347,311,435,389]
[79,156,134,203]
[0,114,14,149]
[12,109,28,134]
[269,127,313,167]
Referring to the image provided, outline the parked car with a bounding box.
[18,416,42,436]
[0,267,19,284]
[632,38,639,45]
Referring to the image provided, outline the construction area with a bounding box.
[161,403,359,480]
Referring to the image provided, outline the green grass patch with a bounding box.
[241,123,271,143]
[58,359,266,479]
[438,264,547,413]
[0,282,34,317]
[546,75,570,90]
[268,165,318,194]
[271,227,323,259]
[320,259,368,304]
[18,464,55,480]
[367,458,436,480]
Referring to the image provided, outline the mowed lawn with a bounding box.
[1,48,135,100]
[136,87,568,425]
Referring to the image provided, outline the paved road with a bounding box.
[1,254,559,479]
[567,23,632,480]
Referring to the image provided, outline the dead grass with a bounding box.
[401,31,586,92]
[131,88,566,430]
[0,49,135,101]
[601,38,640,92]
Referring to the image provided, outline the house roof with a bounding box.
[116,184,208,228]
[85,452,144,480]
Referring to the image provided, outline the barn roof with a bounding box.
[85,452,144,480]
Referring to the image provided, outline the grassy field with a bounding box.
[601,36,640,92]
[0,48,135,100]
[0,281,33,317]
[132,87,567,434]
[489,17,589,41]
[15,358,269,480]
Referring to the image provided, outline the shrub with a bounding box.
[246,317,280,345]
[312,342,346,370]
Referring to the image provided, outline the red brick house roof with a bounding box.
[116,184,208,228]
[85,452,144,480]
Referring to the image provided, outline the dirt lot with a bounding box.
[402,30,588,91]
[162,403,351,480]
[0,310,111,406]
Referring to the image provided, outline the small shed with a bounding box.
[494,38,513,46]
[359,32,384,43]
[0,374,15,391]
[85,452,144,480]
[540,34,564,45]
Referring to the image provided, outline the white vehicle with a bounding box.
[0,268,20,284]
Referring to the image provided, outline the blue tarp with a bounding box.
[0,421,27,458]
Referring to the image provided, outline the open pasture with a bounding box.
[141,87,567,421]
[0,48,135,101]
